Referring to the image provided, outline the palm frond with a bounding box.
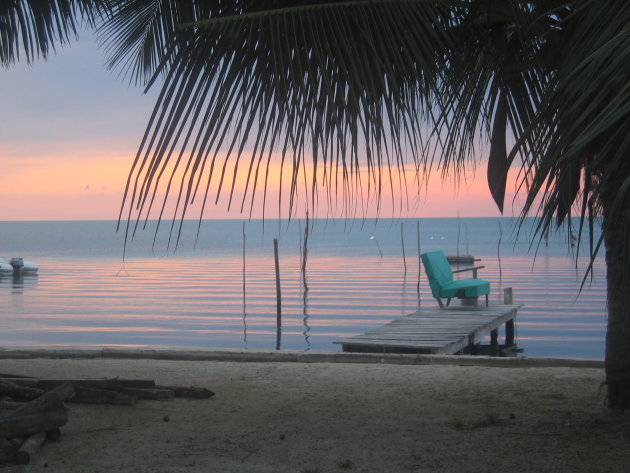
[515,0,630,279]
[0,0,102,66]
[116,0,453,247]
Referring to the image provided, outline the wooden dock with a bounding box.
[333,303,521,355]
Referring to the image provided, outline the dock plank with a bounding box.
[333,304,521,354]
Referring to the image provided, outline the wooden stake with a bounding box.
[274,238,282,350]
[242,221,246,313]
[416,220,421,307]
[401,222,407,274]
[504,287,513,304]
[497,222,503,281]
[302,212,309,292]
[456,212,461,256]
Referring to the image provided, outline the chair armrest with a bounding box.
[451,265,485,274]
[452,265,485,278]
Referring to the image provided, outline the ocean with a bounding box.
[0,218,607,359]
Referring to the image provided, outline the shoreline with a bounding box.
[0,346,604,368]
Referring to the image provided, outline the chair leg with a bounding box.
[436,298,444,309]
[446,298,452,307]
[485,294,489,306]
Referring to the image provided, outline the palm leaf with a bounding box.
[514,0,630,283]
[0,0,102,65]
[115,0,454,247]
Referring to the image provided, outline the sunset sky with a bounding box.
[0,30,516,222]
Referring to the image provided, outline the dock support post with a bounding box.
[504,287,515,346]
[490,329,499,346]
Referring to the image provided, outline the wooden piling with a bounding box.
[497,222,503,281]
[416,220,421,307]
[242,221,246,312]
[401,222,407,274]
[274,238,282,350]
[504,287,515,345]
[302,213,309,292]
[490,329,499,346]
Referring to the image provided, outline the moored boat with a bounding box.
[0,257,13,273]
[0,257,38,274]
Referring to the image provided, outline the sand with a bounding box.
[0,351,628,473]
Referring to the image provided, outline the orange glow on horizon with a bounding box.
[1,145,523,221]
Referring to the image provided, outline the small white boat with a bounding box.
[0,257,39,274]
[22,260,39,273]
[0,257,13,273]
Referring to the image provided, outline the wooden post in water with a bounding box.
[416,220,421,307]
[302,212,309,292]
[401,222,407,274]
[490,328,499,346]
[242,221,246,311]
[497,222,503,282]
[504,287,515,346]
[242,221,247,343]
[274,238,282,350]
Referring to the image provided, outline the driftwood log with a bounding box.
[2,378,155,390]
[0,376,214,465]
[4,382,74,419]
[0,401,25,410]
[15,431,46,465]
[156,385,215,398]
[0,378,215,401]
[0,409,68,439]
[0,438,17,463]
[118,387,175,400]
[71,386,138,405]
[0,380,43,401]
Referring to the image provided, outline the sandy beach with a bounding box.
[0,350,627,473]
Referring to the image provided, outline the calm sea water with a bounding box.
[0,218,607,359]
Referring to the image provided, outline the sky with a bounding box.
[0,30,516,222]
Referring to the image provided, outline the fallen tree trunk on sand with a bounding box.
[2,383,74,419]
[156,385,215,398]
[0,378,215,400]
[0,438,17,463]
[0,380,43,401]
[1,378,155,390]
[15,431,46,465]
[71,386,138,405]
[0,409,68,439]
[0,375,214,465]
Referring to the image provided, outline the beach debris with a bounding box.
[0,376,214,465]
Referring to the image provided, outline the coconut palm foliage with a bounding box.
[3,0,629,408]
[107,0,456,241]
[516,1,630,409]
[102,0,630,409]
[0,0,103,66]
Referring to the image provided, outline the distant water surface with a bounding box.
[0,218,606,359]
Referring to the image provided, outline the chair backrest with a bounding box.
[421,251,453,296]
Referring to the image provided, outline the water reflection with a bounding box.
[302,285,311,351]
[242,310,248,346]
[0,272,38,293]
[0,250,607,359]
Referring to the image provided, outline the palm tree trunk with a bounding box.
[603,203,630,410]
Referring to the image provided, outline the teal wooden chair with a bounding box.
[421,250,490,308]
